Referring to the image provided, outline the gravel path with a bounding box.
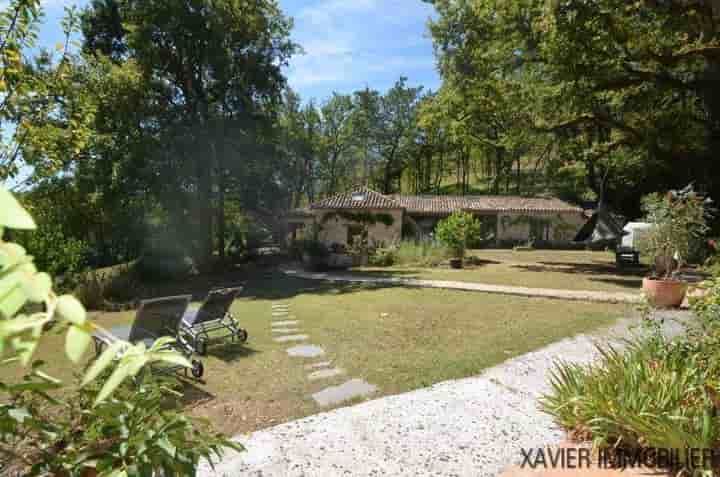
[282,269,642,304]
[198,310,690,477]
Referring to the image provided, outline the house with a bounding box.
[285,187,588,248]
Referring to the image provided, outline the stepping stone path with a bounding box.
[271,303,377,407]
[311,379,378,407]
[286,344,325,358]
[272,328,301,334]
[274,334,309,343]
[272,320,300,327]
[308,367,344,381]
[304,361,332,370]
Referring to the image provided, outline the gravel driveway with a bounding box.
[198,310,691,477]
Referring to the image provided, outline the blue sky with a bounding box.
[31,0,441,101]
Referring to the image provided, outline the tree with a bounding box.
[317,93,355,195]
[428,0,720,217]
[81,0,296,262]
[373,77,423,194]
[277,89,322,208]
[0,2,94,184]
[351,87,382,186]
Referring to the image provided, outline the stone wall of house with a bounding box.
[496,213,531,241]
[314,208,404,247]
[496,212,586,243]
[284,216,315,245]
[551,212,587,241]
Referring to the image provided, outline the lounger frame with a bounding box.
[180,287,248,355]
[92,295,205,378]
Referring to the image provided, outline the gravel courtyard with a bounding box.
[199,310,690,477]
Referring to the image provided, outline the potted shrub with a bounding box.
[639,185,712,307]
[435,211,482,269]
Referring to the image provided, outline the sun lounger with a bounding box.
[92,295,204,378]
[179,287,248,355]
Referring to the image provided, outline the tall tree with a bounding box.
[81,0,296,261]
[351,87,382,186]
[373,77,423,194]
[428,0,720,216]
[317,93,355,195]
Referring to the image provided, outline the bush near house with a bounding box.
[540,276,720,474]
[435,212,482,260]
[368,241,450,267]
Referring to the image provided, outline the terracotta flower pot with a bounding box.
[642,277,687,308]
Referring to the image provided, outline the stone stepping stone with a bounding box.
[304,361,333,370]
[272,305,289,309]
[272,320,300,327]
[308,368,344,381]
[274,334,309,343]
[271,311,289,316]
[312,379,378,407]
[287,345,325,358]
[272,328,302,335]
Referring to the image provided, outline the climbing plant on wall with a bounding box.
[321,211,395,227]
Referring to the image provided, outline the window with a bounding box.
[529,217,550,241]
[351,192,366,202]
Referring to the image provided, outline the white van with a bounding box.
[621,222,653,251]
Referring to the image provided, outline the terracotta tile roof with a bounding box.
[310,187,402,210]
[309,188,582,215]
[391,195,583,215]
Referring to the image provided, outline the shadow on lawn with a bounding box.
[463,258,503,266]
[589,277,644,289]
[178,379,215,407]
[239,272,396,302]
[129,262,392,305]
[206,343,260,363]
[517,261,649,278]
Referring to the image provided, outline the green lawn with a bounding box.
[6,272,630,436]
[355,249,648,293]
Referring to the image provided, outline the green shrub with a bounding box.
[639,185,711,278]
[0,186,238,475]
[701,239,720,276]
[435,211,482,259]
[301,239,329,258]
[369,247,397,266]
[11,374,236,476]
[393,241,448,267]
[541,276,720,474]
[541,335,720,460]
[226,219,273,257]
[14,221,88,278]
[136,241,196,282]
[540,308,720,475]
[691,276,720,329]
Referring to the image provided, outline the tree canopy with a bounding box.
[426,0,720,217]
